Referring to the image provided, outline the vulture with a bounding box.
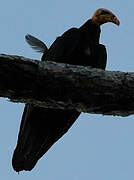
[12,8,120,172]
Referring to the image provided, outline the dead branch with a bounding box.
[0,54,133,117]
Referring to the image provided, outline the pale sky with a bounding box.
[0,0,134,179]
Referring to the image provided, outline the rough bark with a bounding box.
[0,54,133,117]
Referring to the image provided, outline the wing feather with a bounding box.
[25,34,48,53]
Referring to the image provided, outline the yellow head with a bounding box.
[92,8,120,26]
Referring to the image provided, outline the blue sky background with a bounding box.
[0,0,134,179]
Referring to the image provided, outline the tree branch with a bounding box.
[0,54,133,116]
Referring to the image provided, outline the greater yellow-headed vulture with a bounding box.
[12,8,120,172]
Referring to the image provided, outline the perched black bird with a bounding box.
[12,8,120,172]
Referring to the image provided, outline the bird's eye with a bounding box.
[101,11,109,15]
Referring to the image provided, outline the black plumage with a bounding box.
[12,19,107,172]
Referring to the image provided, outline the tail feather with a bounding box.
[12,104,80,172]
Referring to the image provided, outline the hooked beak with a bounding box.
[112,15,120,26]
